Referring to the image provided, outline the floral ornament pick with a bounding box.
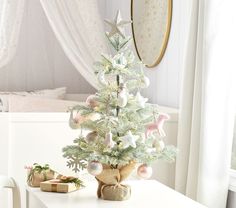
[145,113,170,138]
[120,131,139,148]
[104,10,131,38]
[104,131,115,148]
[135,92,148,108]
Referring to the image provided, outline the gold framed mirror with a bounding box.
[131,0,172,68]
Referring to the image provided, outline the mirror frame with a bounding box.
[131,0,172,68]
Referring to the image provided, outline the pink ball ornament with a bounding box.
[86,95,99,108]
[137,164,153,179]
[87,161,103,176]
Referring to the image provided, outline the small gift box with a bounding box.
[26,163,55,187]
[40,176,83,193]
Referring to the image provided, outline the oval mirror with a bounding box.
[131,0,172,68]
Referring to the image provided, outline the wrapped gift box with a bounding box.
[40,179,80,193]
[28,170,55,187]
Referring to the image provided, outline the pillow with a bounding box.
[8,95,82,112]
[0,87,66,112]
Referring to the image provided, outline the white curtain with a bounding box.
[40,0,108,89]
[0,0,25,68]
[175,0,236,207]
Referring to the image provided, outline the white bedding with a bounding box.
[0,87,67,112]
[0,87,91,112]
[8,95,83,112]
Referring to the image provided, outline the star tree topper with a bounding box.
[105,10,132,38]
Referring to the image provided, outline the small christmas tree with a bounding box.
[63,11,176,179]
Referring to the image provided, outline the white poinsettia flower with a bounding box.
[120,131,139,148]
[112,53,127,70]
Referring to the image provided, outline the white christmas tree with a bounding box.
[63,11,176,178]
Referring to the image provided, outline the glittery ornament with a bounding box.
[118,89,128,107]
[105,10,131,38]
[87,161,103,176]
[137,164,153,179]
[145,113,170,138]
[104,131,115,148]
[85,131,98,143]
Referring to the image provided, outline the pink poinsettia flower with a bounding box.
[145,113,170,138]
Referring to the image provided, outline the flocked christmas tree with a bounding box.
[63,11,176,179]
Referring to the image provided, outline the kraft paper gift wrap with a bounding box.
[40,179,80,193]
[96,162,136,201]
[27,169,55,187]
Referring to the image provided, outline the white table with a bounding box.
[26,180,207,208]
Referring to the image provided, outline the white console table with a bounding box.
[26,180,207,208]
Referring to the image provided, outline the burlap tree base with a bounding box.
[96,162,135,201]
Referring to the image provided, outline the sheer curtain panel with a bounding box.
[175,0,236,207]
[0,0,25,68]
[40,0,108,89]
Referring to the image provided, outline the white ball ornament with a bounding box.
[137,164,153,179]
[87,161,103,176]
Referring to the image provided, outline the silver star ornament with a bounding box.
[105,10,132,38]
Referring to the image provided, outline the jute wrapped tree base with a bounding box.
[96,162,136,201]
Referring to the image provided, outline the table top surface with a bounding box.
[27,180,207,208]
